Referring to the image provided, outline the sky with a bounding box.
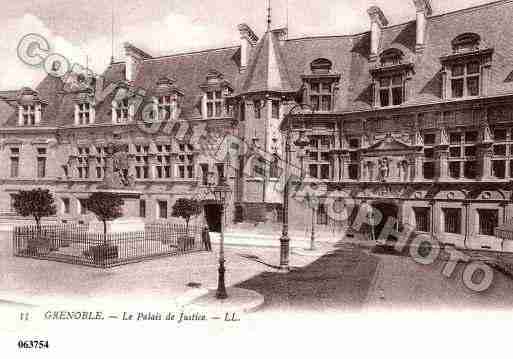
[0,0,494,89]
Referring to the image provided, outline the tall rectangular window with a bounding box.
[307,136,331,180]
[206,91,223,118]
[139,200,146,218]
[77,147,90,179]
[478,209,498,236]
[116,98,130,123]
[379,75,403,107]
[309,82,332,112]
[37,148,47,178]
[155,144,172,179]
[201,164,209,185]
[10,147,20,178]
[62,198,70,214]
[95,146,106,179]
[254,100,262,119]
[77,103,92,125]
[443,208,462,234]
[158,95,172,121]
[271,100,280,119]
[451,61,480,98]
[414,207,430,232]
[177,143,194,179]
[135,145,150,179]
[158,200,168,219]
[21,104,36,125]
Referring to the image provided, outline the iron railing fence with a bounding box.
[13,223,211,268]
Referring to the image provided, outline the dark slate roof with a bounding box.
[132,46,242,119]
[240,30,294,94]
[2,0,513,128]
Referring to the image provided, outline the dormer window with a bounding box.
[206,90,223,118]
[153,77,183,121]
[379,75,403,107]
[450,61,480,98]
[77,103,92,125]
[309,82,333,111]
[302,58,340,113]
[17,87,44,126]
[440,33,492,100]
[370,49,413,108]
[158,95,173,121]
[199,70,232,119]
[21,104,36,125]
[114,98,130,123]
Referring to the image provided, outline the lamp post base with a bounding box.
[279,234,290,271]
[216,259,228,300]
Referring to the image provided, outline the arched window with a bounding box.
[310,58,333,74]
[452,33,480,54]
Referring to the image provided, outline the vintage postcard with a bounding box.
[1,0,513,357]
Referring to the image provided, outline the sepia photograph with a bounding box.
[1,0,513,356]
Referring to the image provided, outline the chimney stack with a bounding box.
[367,6,388,61]
[413,0,432,52]
[123,43,152,82]
[238,23,259,72]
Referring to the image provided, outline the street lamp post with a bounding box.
[280,104,314,270]
[209,175,231,300]
[310,203,317,251]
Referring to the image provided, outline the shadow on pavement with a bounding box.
[236,244,380,313]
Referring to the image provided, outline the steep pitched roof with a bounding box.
[132,46,241,119]
[3,0,513,128]
[240,30,294,94]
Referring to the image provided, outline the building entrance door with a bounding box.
[371,202,399,241]
[204,203,222,233]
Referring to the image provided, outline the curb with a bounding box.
[185,287,265,314]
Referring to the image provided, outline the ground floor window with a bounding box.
[443,208,461,234]
[413,207,430,232]
[62,198,70,214]
[478,209,498,236]
[158,200,168,219]
[139,200,146,218]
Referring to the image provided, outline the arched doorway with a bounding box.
[370,201,399,240]
[204,203,222,232]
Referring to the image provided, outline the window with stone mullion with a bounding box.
[158,95,172,121]
[492,127,511,179]
[116,98,130,123]
[309,81,333,112]
[206,90,223,118]
[379,75,403,107]
[451,61,480,98]
[78,103,91,125]
[307,136,331,180]
[22,104,36,125]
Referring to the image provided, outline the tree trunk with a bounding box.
[35,217,41,239]
[103,220,107,245]
[185,218,190,237]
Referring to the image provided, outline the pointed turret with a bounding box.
[239,29,294,95]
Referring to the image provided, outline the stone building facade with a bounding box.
[1,0,513,248]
